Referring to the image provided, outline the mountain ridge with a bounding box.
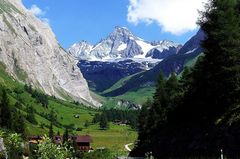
[103,29,205,97]
[68,26,181,61]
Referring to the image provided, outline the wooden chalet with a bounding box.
[29,135,93,151]
[70,135,93,151]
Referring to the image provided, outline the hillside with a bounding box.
[0,61,137,152]
[102,30,204,97]
[72,26,181,92]
[130,0,240,158]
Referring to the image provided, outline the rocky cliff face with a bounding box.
[0,0,100,107]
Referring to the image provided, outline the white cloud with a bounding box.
[28,5,50,26]
[29,4,45,16]
[127,0,207,35]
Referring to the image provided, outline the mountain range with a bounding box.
[104,29,205,97]
[68,26,181,61]
[69,27,204,95]
[68,27,184,92]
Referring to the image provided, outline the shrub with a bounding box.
[37,136,71,159]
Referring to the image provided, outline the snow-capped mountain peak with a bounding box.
[68,41,93,59]
[110,26,136,39]
[68,26,182,62]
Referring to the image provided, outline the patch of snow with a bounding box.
[136,40,155,55]
[117,43,127,51]
[129,37,134,40]
[185,48,197,54]
[130,57,163,63]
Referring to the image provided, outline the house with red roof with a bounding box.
[29,135,93,151]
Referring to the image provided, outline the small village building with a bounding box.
[30,135,93,151]
[74,114,80,118]
[29,136,43,144]
[113,119,129,126]
[74,135,93,151]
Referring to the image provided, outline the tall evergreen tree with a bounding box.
[153,72,167,107]
[26,105,37,125]
[179,67,192,93]
[166,73,179,102]
[99,113,108,130]
[0,87,12,129]
[63,128,69,144]
[138,99,152,136]
[186,0,240,120]
[12,109,25,135]
[49,122,54,140]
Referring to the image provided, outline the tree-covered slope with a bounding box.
[0,61,138,153]
[130,0,240,158]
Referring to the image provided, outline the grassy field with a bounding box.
[100,86,155,109]
[98,71,155,107]
[115,87,154,104]
[0,62,137,153]
[102,72,143,95]
[81,123,137,151]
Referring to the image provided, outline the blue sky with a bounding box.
[22,0,204,49]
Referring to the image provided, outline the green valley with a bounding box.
[0,62,137,154]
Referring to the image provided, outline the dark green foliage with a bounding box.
[99,113,109,130]
[26,105,37,125]
[32,90,48,108]
[0,86,26,136]
[84,120,89,128]
[92,113,101,124]
[49,122,54,140]
[24,84,33,94]
[137,99,151,136]
[48,109,57,124]
[92,109,139,129]
[63,128,69,144]
[131,0,240,158]
[14,101,22,109]
[193,0,240,119]
[179,67,192,92]
[11,109,25,135]
[0,87,12,129]
[24,84,48,108]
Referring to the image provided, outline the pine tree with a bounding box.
[166,73,179,101]
[186,0,240,120]
[0,87,12,129]
[84,120,89,128]
[153,72,167,106]
[26,105,37,125]
[49,122,54,140]
[63,128,69,144]
[150,72,168,128]
[179,67,191,93]
[99,113,108,130]
[138,99,152,136]
[12,110,25,134]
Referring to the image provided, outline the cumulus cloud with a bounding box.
[127,0,207,35]
[28,5,50,26]
[29,4,46,16]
